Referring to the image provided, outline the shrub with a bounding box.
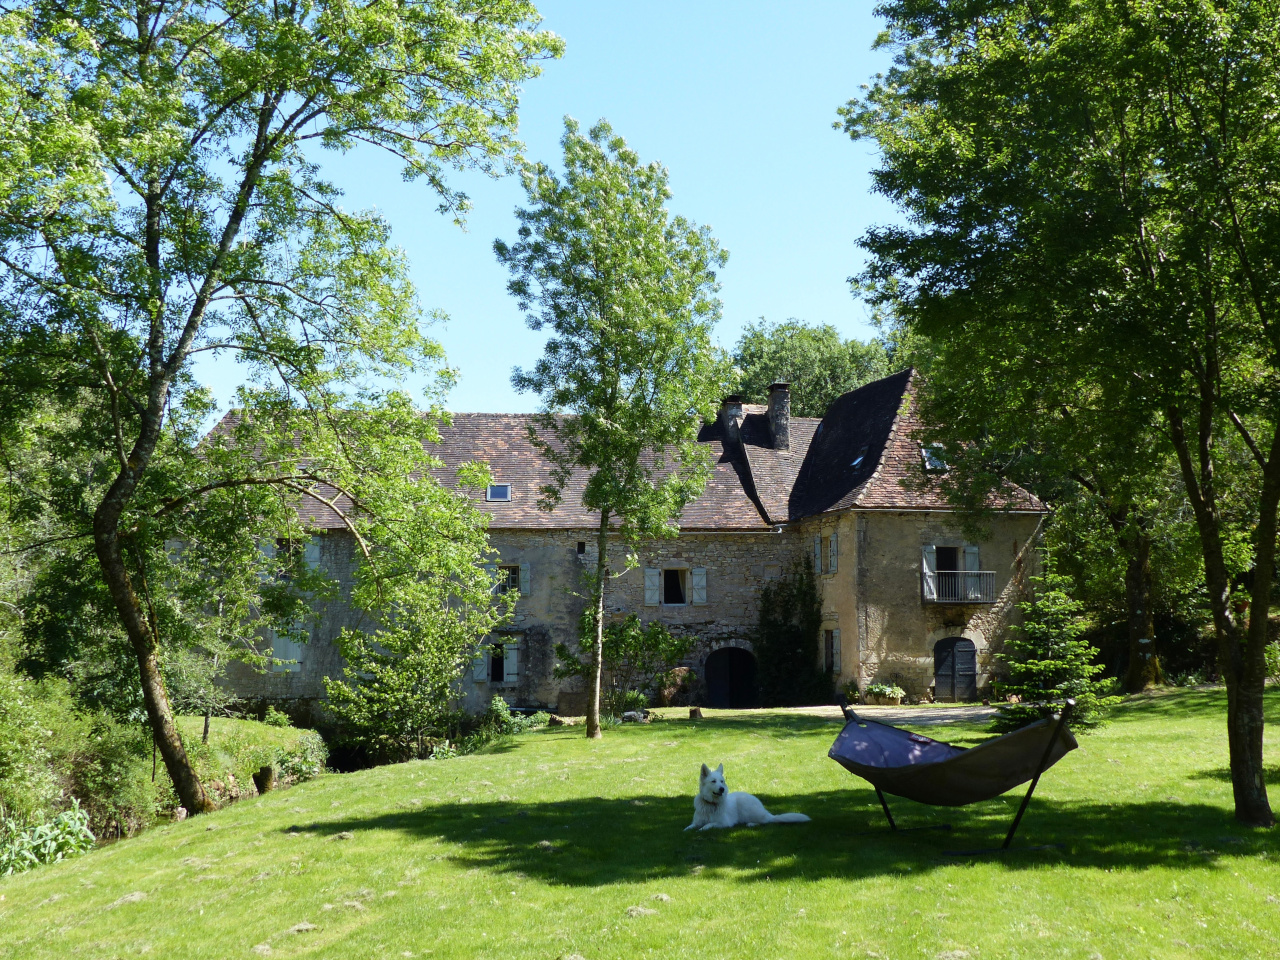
[262,705,292,727]
[0,800,95,876]
[994,573,1120,731]
[604,688,649,716]
[64,716,156,839]
[1265,642,1280,683]
[754,558,830,706]
[865,682,906,700]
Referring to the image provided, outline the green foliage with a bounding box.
[754,559,830,706]
[1265,643,1280,684]
[732,319,890,417]
[175,716,327,801]
[994,575,1121,732]
[0,800,95,877]
[497,117,728,734]
[0,0,561,809]
[556,613,693,710]
[864,683,905,700]
[261,706,292,728]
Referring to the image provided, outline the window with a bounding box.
[496,565,520,594]
[473,636,520,683]
[270,629,304,673]
[663,568,686,605]
[850,444,868,468]
[486,483,511,502]
[921,444,949,472]
[922,544,993,602]
[644,567,707,605]
[828,533,838,574]
[813,535,822,574]
[576,541,586,555]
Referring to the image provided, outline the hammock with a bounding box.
[828,697,1077,849]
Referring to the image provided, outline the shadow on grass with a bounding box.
[297,783,1275,885]
[1109,685,1280,724]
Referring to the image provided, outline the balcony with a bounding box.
[923,570,996,604]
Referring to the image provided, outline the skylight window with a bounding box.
[851,445,869,468]
[921,444,949,472]
[486,483,511,502]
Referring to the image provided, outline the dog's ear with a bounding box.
[700,763,709,779]
[715,763,724,775]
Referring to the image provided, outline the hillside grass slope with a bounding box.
[1,688,1277,959]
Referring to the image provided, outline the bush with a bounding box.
[0,800,95,876]
[262,705,292,727]
[1265,642,1280,683]
[604,688,649,716]
[865,682,906,700]
[754,558,831,706]
[994,573,1121,731]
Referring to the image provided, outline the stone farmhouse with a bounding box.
[224,368,1045,714]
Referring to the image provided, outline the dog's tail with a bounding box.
[768,812,811,824]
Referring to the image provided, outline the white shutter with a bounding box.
[813,535,822,574]
[485,562,497,594]
[922,545,937,600]
[829,533,838,574]
[832,628,841,674]
[519,562,530,596]
[690,567,707,605]
[473,646,488,682]
[271,631,302,673]
[504,642,519,683]
[303,537,321,569]
[964,544,982,600]
[644,568,660,606]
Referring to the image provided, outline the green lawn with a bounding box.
[1,688,1277,959]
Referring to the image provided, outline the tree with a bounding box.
[993,572,1121,732]
[845,0,1279,824]
[496,118,728,739]
[732,319,889,417]
[0,1,561,814]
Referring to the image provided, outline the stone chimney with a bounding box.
[719,395,745,444]
[767,382,791,451]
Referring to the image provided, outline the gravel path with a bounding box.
[772,703,998,727]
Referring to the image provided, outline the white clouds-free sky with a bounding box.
[193,1,899,414]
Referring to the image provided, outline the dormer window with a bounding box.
[486,483,511,502]
[921,444,948,472]
[851,444,869,468]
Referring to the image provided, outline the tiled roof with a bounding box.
[207,370,1043,532]
[790,369,1045,516]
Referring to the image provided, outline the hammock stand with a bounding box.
[829,697,1077,853]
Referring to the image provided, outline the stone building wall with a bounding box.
[844,510,1044,698]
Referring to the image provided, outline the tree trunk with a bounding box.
[585,510,610,740]
[1169,405,1274,827]
[94,430,214,814]
[1120,528,1164,692]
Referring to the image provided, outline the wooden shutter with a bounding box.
[832,628,841,674]
[519,562,530,596]
[644,568,660,606]
[921,545,937,600]
[964,544,981,600]
[813,535,822,574]
[303,537,321,569]
[484,562,497,594]
[504,640,519,682]
[690,567,707,605]
[828,533,838,573]
[473,645,488,682]
[272,631,302,673]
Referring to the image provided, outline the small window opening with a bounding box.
[489,644,505,682]
[851,444,868,468]
[576,541,586,555]
[921,444,948,472]
[496,565,520,594]
[487,483,511,502]
[663,568,687,605]
[824,629,836,672]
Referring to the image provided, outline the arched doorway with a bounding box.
[704,647,758,708]
[934,637,977,702]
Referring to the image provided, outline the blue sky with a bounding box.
[195,2,899,414]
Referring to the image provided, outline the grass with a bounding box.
[1,687,1277,959]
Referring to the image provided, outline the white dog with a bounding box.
[684,763,811,830]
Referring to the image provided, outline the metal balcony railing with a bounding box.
[923,570,997,604]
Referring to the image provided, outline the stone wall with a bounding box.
[843,510,1044,698]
